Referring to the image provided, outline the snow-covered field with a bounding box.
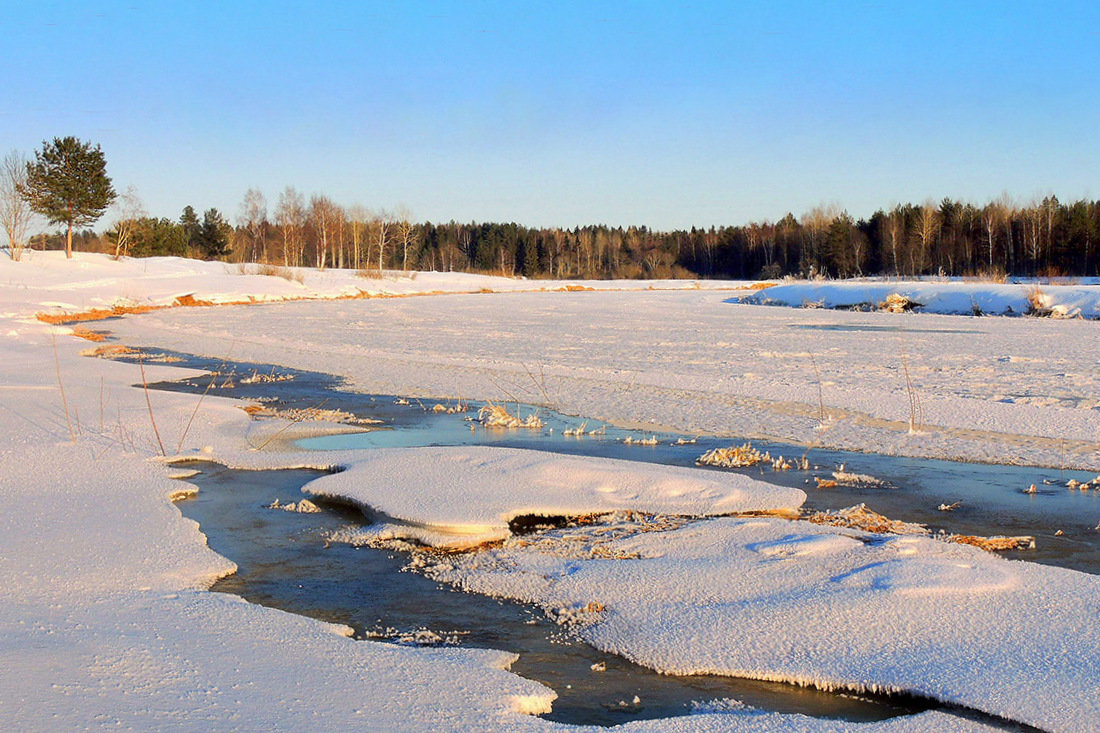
[2,252,1098,732]
[107,268,1100,471]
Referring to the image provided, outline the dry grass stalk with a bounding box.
[265,498,322,513]
[809,353,827,427]
[946,534,1035,551]
[831,469,887,488]
[507,510,689,562]
[697,443,808,471]
[51,332,76,442]
[258,264,304,283]
[808,504,1036,553]
[239,368,294,384]
[620,435,658,445]
[70,326,108,342]
[1066,476,1100,491]
[900,349,922,434]
[549,601,605,626]
[241,402,380,426]
[563,421,607,437]
[807,504,929,536]
[521,362,554,407]
[1025,285,1051,316]
[477,403,543,429]
[173,294,214,307]
[177,354,234,454]
[80,344,181,363]
[36,304,160,325]
[80,343,136,358]
[138,351,166,456]
[250,398,334,451]
[878,293,921,313]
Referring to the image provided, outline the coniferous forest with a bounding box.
[27,193,1100,280]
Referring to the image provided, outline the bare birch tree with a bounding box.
[109,186,146,259]
[274,186,305,267]
[0,150,33,261]
[309,195,338,269]
[332,204,347,269]
[913,201,941,275]
[996,192,1016,271]
[238,188,267,262]
[372,208,392,272]
[393,205,417,272]
[347,204,368,270]
[800,204,837,276]
[981,202,1000,271]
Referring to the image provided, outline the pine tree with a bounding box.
[20,137,116,258]
[196,208,232,259]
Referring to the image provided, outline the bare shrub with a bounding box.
[237,262,304,283]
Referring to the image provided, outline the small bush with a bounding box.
[1026,285,1052,316]
[236,263,304,283]
[972,267,1007,284]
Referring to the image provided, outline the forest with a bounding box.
[23,191,1100,280]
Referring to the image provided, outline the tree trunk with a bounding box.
[66,219,73,259]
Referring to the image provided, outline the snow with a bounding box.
[742,278,1100,319]
[421,514,1100,732]
[108,277,1100,470]
[0,327,561,732]
[0,250,743,322]
[278,445,804,547]
[0,251,1095,731]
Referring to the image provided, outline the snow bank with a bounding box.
[742,279,1100,318]
[0,250,745,323]
[426,514,1100,732]
[290,446,806,547]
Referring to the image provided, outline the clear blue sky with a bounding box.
[3,1,1098,230]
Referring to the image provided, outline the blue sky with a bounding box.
[3,1,1097,229]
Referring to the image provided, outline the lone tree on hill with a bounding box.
[20,137,116,258]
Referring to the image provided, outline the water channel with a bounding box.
[119,348,1091,729]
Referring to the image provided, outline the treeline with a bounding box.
[48,191,1100,279]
